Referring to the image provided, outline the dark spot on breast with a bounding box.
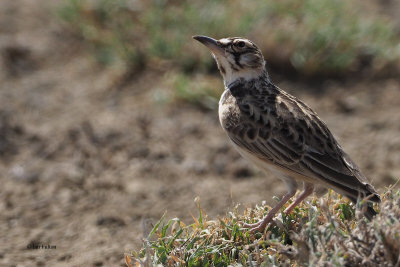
[229,83,246,98]
[220,66,226,74]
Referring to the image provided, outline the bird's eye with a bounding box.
[236,41,246,48]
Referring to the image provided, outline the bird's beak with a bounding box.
[193,35,224,55]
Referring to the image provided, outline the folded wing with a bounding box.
[227,91,380,203]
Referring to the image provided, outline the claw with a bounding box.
[240,220,263,228]
[240,188,297,233]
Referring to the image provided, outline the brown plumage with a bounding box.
[193,35,380,232]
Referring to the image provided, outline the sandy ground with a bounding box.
[0,1,399,266]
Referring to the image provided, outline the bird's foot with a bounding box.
[247,222,269,233]
[284,205,295,215]
[241,220,262,229]
[240,215,273,233]
[240,189,297,233]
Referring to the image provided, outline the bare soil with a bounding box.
[0,1,399,266]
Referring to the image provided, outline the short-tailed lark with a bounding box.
[193,35,380,232]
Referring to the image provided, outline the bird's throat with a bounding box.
[222,68,265,87]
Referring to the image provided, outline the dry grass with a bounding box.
[128,189,400,266]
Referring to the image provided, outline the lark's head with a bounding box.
[193,35,266,85]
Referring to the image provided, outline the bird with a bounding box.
[193,35,380,233]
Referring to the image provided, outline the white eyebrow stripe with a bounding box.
[219,38,231,45]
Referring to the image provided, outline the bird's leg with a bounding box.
[242,188,296,232]
[284,183,314,214]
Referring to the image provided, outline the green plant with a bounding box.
[129,190,400,266]
[265,0,399,75]
[167,73,221,110]
[59,0,400,77]
[58,0,144,68]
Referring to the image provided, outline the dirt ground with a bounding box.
[0,1,399,266]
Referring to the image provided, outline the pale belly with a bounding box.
[232,142,293,181]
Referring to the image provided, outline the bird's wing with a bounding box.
[227,90,379,201]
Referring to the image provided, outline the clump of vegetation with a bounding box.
[59,0,400,77]
[58,0,400,110]
[127,189,399,266]
[57,0,258,73]
[258,0,400,76]
[159,73,221,111]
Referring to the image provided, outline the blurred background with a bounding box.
[1,0,400,265]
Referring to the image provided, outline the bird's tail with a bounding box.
[347,193,380,221]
